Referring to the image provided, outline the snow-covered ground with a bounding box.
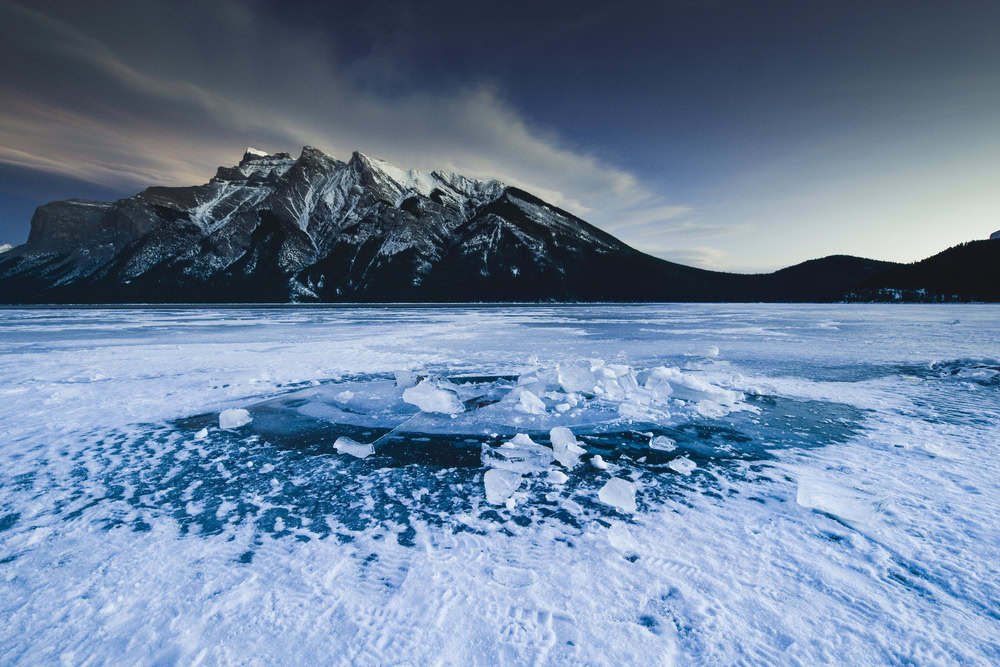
[0,304,998,665]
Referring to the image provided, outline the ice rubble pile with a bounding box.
[498,359,743,421]
[474,359,747,510]
[480,431,555,509]
[219,357,745,509]
[390,358,747,420]
[395,358,746,511]
[479,428,645,513]
[390,357,748,422]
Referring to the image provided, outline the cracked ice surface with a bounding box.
[1,304,999,664]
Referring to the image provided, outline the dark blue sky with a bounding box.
[1,0,998,269]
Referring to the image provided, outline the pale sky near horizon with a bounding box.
[1,0,998,272]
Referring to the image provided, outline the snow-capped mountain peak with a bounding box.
[1,144,687,302]
[348,150,437,204]
[345,150,505,209]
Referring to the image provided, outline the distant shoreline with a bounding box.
[2,301,995,310]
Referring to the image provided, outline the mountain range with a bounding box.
[1,146,997,303]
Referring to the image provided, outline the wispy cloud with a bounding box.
[610,204,692,226]
[628,220,754,241]
[0,0,724,261]
[656,247,734,271]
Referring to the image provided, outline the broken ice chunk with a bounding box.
[590,455,608,470]
[482,433,553,473]
[517,367,560,397]
[557,362,596,394]
[547,469,569,484]
[394,369,419,389]
[649,435,676,451]
[644,366,739,406]
[595,366,626,400]
[599,478,637,513]
[518,389,546,414]
[194,427,208,440]
[334,390,355,403]
[668,457,696,475]
[484,469,523,505]
[506,387,546,415]
[549,426,586,468]
[796,477,879,524]
[402,380,464,414]
[219,408,252,429]
[334,436,374,459]
[555,403,571,413]
[645,374,674,403]
[618,371,640,392]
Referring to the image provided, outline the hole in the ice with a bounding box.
[17,369,871,549]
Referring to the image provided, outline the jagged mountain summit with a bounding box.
[1,146,995,303]
[3,146,675,302]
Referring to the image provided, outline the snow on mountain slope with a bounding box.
[0,148,476,291]
[2,145,641,302]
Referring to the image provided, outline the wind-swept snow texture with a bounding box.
[1,303,999,664]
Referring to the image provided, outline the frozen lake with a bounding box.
[1,304,998,664]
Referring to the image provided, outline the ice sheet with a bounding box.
[1,304,999,664]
